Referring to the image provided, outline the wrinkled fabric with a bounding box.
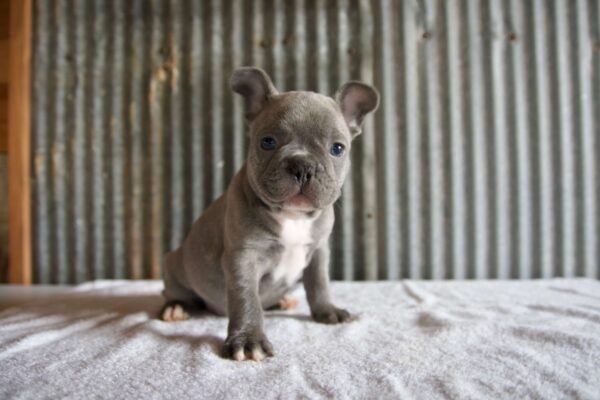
[1,279,599,399]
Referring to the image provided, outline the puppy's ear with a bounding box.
[231,67,278,121]
[335,82,379,138]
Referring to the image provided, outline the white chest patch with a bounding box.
[271,215,314,286]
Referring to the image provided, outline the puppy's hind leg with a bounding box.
[161,249,206,322]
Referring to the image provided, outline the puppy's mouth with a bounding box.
[262,182,320,212]
[283,189,315,211]
[252,159,339,212]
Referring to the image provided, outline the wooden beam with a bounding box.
[0,0,9,152]
[0,84,7,152]
[8,0,31,284]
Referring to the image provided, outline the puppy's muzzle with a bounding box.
[286,156,324,187]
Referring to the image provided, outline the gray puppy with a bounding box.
[161,67,379,361]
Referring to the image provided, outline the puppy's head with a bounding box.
[231,67,379,212]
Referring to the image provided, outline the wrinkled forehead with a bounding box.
[251,92,350,138]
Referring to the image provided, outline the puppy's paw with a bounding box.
[311,304,353,324]
[160,302,190,322]
[222,331,274,361]
[278,295,299,311]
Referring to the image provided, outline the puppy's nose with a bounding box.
[287,158,315,185]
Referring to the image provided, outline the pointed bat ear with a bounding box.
[335,81,380,138]
[230,67,278,121]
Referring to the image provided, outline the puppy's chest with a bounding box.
[271,217,314,286]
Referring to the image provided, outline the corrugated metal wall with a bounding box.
[32,0,600,283]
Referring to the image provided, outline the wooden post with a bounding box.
[8,0,32,284]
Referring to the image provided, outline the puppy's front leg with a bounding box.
[303,246,353,324]
[222,251,274,361]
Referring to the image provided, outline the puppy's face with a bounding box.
[231,67,379,212]
[246,92,351,211]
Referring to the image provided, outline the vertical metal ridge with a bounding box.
[404,0,424,279]
[377,0,400,280]
[511,0,534,279]
[108,0,126,279]
[252,0,264,68]
[395,3,409,280]
[481,2,497,279]
[120,1,134,279]
[548,3,564,279]
[210,0,225,202]
[282,1,295,90]
[64,0,77,282]
[100,0,115,278]
[82,0,96,281]
[45,0,59,283]
[524,1,542,279]
[102,0,115,280]
[147,0,163,279]
[555,1,577,278]
[167,0,181,251]
[32,0,49,283]
[272,0,286,91]
[176,0,193,249]
[446,0,467,279]
[293,0,307,90]
[595,0,600,280]
[468,0,490,279]
[418,1,431,280]
[577,0,598,279]
[358,0,377,281]
[90,0,107,279]
[490,1,512,279]
[336,3,354,280]
[72,0,88,283]
[51,0,69,284]
[221,0,234,185]
[333,0,348,280]
[127,0,147,279]
[190,0,205,220]
[424,0,447,280]
[533,0,555,278]
[569,2,585,278]
[41,0,59,283]
[315,0,329,94]
[231,0,245,175]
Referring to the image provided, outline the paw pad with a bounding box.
[278,295,299,311]
[161,303,190,322]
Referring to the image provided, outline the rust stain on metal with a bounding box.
[149,35,179,102]
[51,144,59,178]
[281,35,295,46]
[128,101,137,123]
[34,153,44,178]
[259,38,274,48]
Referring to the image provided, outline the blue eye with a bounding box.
[330,143,346,157]
[260,136,277,150]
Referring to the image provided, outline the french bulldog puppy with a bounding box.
[161,67,379,361]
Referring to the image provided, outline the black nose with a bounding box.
[287,158,315,185]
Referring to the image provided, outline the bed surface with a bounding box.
[1,279,599,399]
